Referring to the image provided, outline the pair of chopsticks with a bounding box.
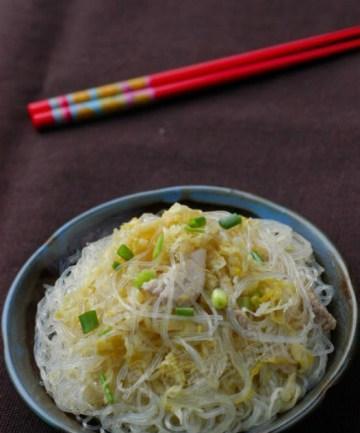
[28,25,360,130]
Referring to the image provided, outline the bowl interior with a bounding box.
[2,186,357,433]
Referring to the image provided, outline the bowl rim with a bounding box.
[2,185,358,433]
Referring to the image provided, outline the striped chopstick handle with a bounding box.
[28,76,150,116]
[29,25,360,119]
[32,37,360,129]
[32,87,156,128]
[29,26,360,117]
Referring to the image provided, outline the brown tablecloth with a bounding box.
[0,1,359,432]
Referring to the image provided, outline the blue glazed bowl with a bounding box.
[2,186,358,433]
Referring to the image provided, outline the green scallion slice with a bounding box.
[112,260,121,270]
[99,373,114,404]
[211,289,228,309]
[175,307,194,316]
[98,326,113,336]
[152,232,164,259]
[219,213,242,229]
[251,295,261,309]
[117,244,134,261]
[185,226,205,234]
[79,310,99,334]
[134,269,157,289]
[237,296,252,310]
[250,250,263,263]
[187,216,206,228]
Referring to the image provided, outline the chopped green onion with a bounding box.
[238,296,252,310]
[98,326,113,336]
[185,226,205,234]
[219,213,242,230]
[79,310,99,334]
[134,269,156,289]
[175,307,195,316]
[187,216,206,228]
[211,289,228,309]
[152,232,164,259]
[117,244,134,261]
[251,295,261,309]
[112,260,121,270]
[99,373,114,404]
[250,250,263,263]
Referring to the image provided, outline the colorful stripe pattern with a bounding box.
[48,76,150,111]
[48,87,155,125]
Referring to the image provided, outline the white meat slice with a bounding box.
[307,289,336,332]
[143,249,206,305]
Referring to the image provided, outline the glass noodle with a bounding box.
[34,204,335,433]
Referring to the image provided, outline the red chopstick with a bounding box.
[28,25,360,117]
[29,26,360,129]
[149,25,360,90]
[154,38,360,100]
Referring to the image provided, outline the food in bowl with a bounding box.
[34,204,336,433]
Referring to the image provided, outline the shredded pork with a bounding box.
[143,249,206,305]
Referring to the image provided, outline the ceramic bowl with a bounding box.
[2,186,358,433]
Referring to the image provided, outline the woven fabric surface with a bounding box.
[0,1,359,432]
